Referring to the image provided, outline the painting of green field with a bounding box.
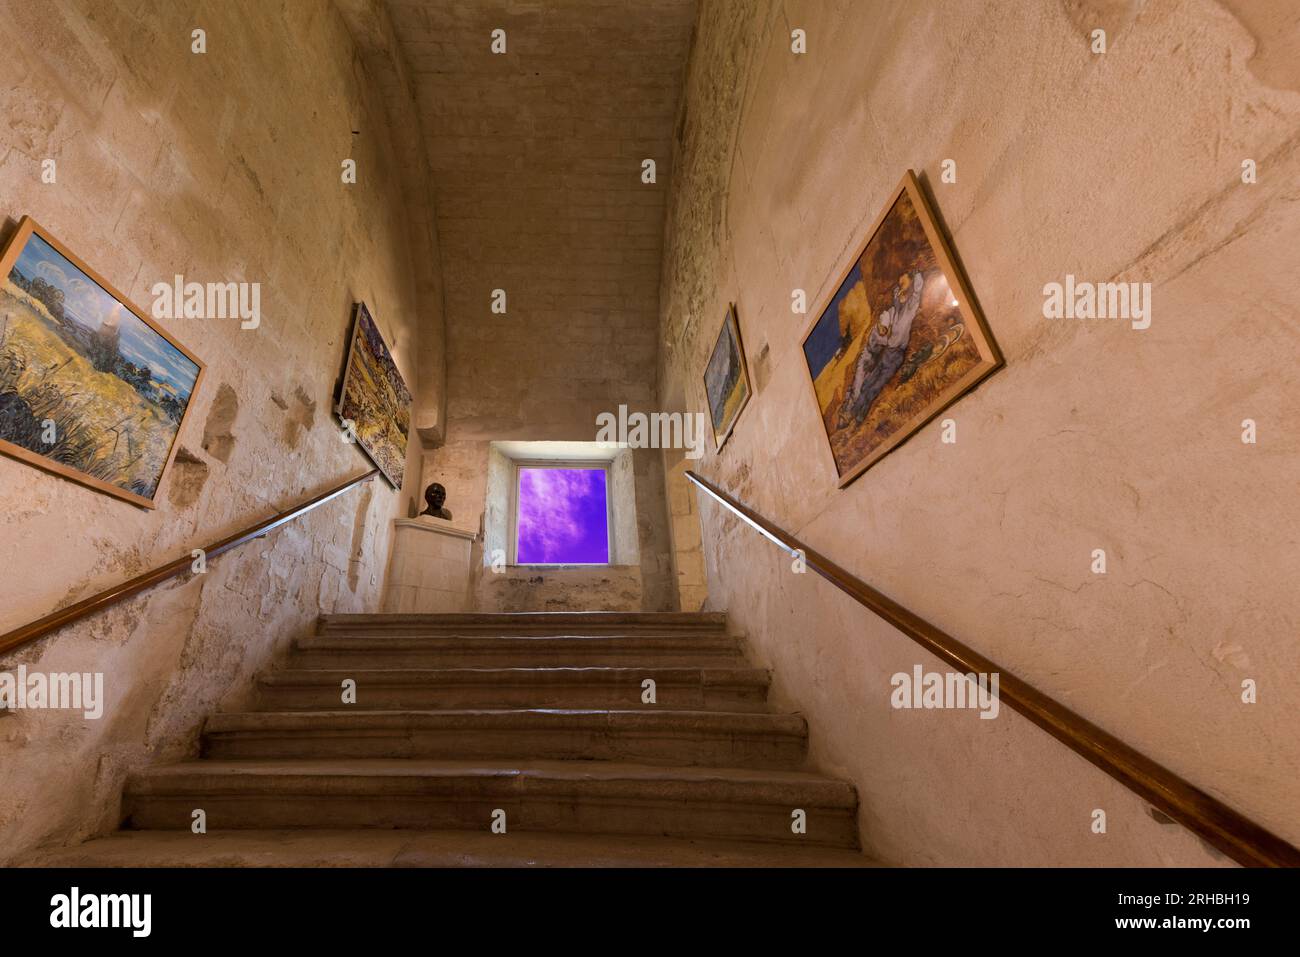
[0,223,201,506]
[336,302,411,488]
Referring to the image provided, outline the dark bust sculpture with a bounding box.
[419,482,453,521]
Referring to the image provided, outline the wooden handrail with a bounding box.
[0,468,379,657]
[684,470,1300,868]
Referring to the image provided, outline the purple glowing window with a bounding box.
[515,467,610,564]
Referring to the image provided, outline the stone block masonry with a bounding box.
[0,0,438,863]
[390,0,697,610]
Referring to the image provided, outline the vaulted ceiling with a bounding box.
[386,0,698,438]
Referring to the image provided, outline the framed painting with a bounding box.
[702,303,752,452]
[800,170,1002,487]
[0,216,204,509]
[335,301,411,488]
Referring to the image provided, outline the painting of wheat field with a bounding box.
[336,301,410,488]
[801,172,1002,487]
[0,217,203,508]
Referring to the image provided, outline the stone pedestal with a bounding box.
[382,518,476,613]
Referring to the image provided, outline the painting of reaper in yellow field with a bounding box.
[801,171,1002,487]
[336,301,411,488]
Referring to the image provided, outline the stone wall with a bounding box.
[664,449,707,611]
[382,519,475,612]
[472,441,645,612]
[477,565,643,614]
[387,0,697,611]
[658,0,1300,865]
[0,0,439,862]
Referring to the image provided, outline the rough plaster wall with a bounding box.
[480,442,512,559]
[0,0,433,862]
[477,565,643,614]
[474,444,646,611]
[664,449,707,611]
[628,447,676,607]
[610,450,639,566]
[335,0,448,447]
[387,0,696,611]
[413,407,680,613]
[659,0,1299,865]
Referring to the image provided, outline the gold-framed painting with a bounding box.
[800,170,1002,487]
[0,216,205,509]
[335,301,411,489]
[702,303,752,452]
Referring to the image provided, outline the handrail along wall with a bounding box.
[0,469,379,657]
[684,469,1300,868]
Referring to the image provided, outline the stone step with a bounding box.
[256,667,771,712]
[317,611,730,637]
[290,633,747,669]
[202,709,807,768]
[32,829,876,868]
[122,759,859,848]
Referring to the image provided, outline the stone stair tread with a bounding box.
[32,829,876,868]
[290,634,746,667]
[296,634,742,647]
[318,612,730,637]
[202,708,808,769]
[321,612,729,627]
[207,708,806,734]
[129,757,855,801]
[255,665,770,713]
[89,611,862,860]
[122,758,859,845]
[260,666,769,683]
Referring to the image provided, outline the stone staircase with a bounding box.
[40,612,869,867]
